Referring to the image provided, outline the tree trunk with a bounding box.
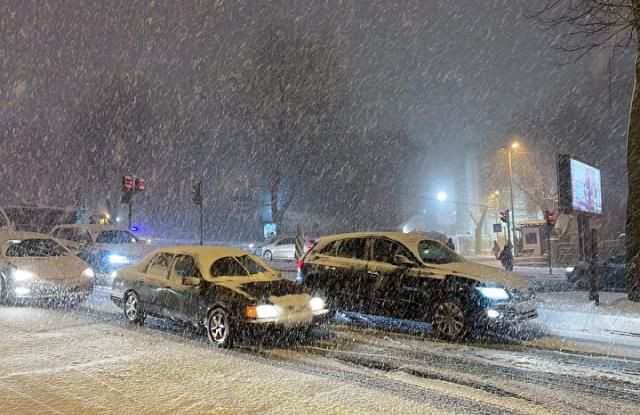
[475,207,488,255]
[626,41,640,302]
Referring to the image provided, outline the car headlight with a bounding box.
[82,268,95,278]
[309,297,326,312]
[13,269,36,281]
[566,266,575,273]
[108,254,129,264]
[476,286,510,300]
[245,304,283,319]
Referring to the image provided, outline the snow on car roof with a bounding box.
[144,245,274,274]
[0,230,57,241]
[317,231,437,244]
[51,224,126,231]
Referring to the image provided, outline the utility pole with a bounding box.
[192,181,204,245]
[121,176,145,230]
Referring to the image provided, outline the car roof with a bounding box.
[52,224,126,232]
[0,230,57,241]
[144,245,271,274]
[317,231,434,245]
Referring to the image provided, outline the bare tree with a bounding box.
[531,1,640,300]
[232,23,350,231]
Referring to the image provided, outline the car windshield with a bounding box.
[95,230,138,244]
[417,240,462,264]
[5,238,68,257]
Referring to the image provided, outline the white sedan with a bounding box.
[0,231,94,304]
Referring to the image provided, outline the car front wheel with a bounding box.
[124,291,145,325]
[431,297,470,341]
[207,307,233,348]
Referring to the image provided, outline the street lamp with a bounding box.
[507,140,520,253]
[436,191,448,202]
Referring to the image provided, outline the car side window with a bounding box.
[147,253,174,279]
[172,255,202,280]
[370,238,412,265]
[236,255,267,274]
[210,256,249,277]
[319,241,338,256]
[335,238,366,259]
[277,238,294,246]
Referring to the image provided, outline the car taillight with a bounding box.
[298,241,317,270]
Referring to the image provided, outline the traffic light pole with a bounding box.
[508,148,517,253]
[128,201,133,231]
[199,201,203,246]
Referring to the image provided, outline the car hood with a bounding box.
[4,255,91,285]
[212,274,306,301]
[429,261,532,292]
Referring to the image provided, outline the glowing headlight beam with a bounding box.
[476,287,510,300]
[309,297,326,312]
[108,254,129,264]
[13,269,35,281]
[255,304,283,319]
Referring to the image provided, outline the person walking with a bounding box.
[499,243,514,271]
[446,237,456,251]
[492,240,500,259]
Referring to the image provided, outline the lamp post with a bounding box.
[507,141,519,254]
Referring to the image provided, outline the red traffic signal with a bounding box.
[500,210,510,223]
[122,176,134,191]
[135,178,145,192]
[544,210,557,226]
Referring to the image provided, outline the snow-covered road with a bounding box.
[1,288,639,414]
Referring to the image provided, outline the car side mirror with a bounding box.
[182,276,201,286]
[393,254,415,268]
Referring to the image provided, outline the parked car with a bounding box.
[111,246,331,348]
[0,231,94,304]
[50,224,151,285]
[566,255,626,291]
[299,232,537,341]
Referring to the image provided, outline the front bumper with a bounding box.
[246,309,332,328]
[9,279,93,300]
[480,299,538,325]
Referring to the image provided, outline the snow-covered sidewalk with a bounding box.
[534,291,640,351]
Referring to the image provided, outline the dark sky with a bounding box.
[0,0,631,239]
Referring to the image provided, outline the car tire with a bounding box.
[263,250,273,261]
[206,307,233,348]
[123,291,145,325]
[431,296,471,342]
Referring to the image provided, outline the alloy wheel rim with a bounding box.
[209,313,227,343]
[433,302,465,338]
[125,294,139,320]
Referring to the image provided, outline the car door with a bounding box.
[328,238,370,312]
[273,238,294,259]
[366,238,423,318]
[163,254,204,323]
[141,252,174,315]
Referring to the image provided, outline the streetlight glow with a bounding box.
[436,191,448,202]
[511,141,520,150]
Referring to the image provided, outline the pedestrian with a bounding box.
[499,243,514,271]
[446,237,455,251]
[492,240,500,259]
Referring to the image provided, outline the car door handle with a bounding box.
[368,271,379,276]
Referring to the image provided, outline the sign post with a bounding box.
[192,181,203,246]
[121,176,145,230]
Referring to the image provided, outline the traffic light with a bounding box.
[544,210,557,227]
[122,176,134,191]
[500,210,510,223]
[135,178,145,192]
[192,181,203,205]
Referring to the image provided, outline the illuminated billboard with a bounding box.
[557,155,603,215]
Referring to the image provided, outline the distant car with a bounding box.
[256,236,315,261]
[299,232,537,341]
[111,246,331,348]
[50,224,151,285]
[0,231,94,304]
[566,255,626,291]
